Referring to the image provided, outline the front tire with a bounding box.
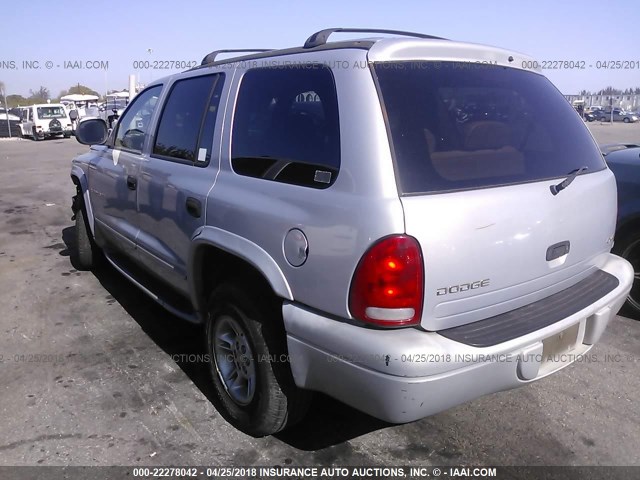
[71,202,100,270]
[206,283,311,436]
[613,230,640,319]
[623,117,630,123]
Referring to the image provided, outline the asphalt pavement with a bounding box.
[0,125,638,468]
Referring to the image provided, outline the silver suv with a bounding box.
[70,28,634,436]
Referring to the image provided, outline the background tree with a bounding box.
[596,86,622,95]
[66,83,100,97]
[6,94,29,108]
[28,86,50,103]
[54,84,101,102]
[0,80,7,108]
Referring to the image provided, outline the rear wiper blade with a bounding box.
[550,166,588,196]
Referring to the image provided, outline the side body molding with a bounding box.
[188,226,294,314]
[70,164,95,235]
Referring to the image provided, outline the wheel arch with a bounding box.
[70,165,95,235]
[614,214,640,250]
[188,226,293,317]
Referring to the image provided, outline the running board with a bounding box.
[104,253,201,324]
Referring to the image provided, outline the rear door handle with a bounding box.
[186,197,202,218]
[126,175,137,190]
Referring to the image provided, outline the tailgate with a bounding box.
[402,170,617,330]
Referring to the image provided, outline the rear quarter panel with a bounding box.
[206,50,405,319]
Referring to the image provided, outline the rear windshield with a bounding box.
[37,106,67,119]
[374,62,606,194]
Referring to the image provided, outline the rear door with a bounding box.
[374,62,614,330]
[136,73,226,294]
[89,85,163,258]
[24,108,34,134]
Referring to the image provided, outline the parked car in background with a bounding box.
[18,103,73,139]
[583,111,596,122]
[0,108,22,137]
[602,143,640,319]
[597,109,639,123]
[0,108,21,121]
[99,99,127,128]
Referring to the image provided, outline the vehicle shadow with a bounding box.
[61,226,391,450]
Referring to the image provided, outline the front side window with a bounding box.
[114,85,162,153]
[153,73,224,165]
[231,65,340,189]
[375,62,606,194]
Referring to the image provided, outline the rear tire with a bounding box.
[71,201,100,270]
[205,282,311,436]
[613,230,640,320]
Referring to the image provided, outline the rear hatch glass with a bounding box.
[373,62,605,194]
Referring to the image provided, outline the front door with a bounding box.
[89,85,163,259]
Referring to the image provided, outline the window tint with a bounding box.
[37,106,66,119]
[153,74,224,164]
[231,65,340,188]
[374,62,606,194]
[114,85,162,153]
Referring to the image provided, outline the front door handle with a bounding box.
[126,175,137,190]
[186,197,202,218]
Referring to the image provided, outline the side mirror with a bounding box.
[68,109,78,121]
[76,118,108,145]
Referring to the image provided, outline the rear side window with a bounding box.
[231,65,340,189]
[374,62,606,194]
[153,74,224,165]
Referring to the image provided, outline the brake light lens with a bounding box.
[349,235,424,327]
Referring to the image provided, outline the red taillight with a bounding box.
[349,235,424,327]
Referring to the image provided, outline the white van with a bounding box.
[19,104,73,140]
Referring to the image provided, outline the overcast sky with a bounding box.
[2,0,639,97]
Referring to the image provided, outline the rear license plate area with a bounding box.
[538,323,580,376]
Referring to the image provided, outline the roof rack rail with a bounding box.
[303,28,447,49]
[200,49,273,66]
